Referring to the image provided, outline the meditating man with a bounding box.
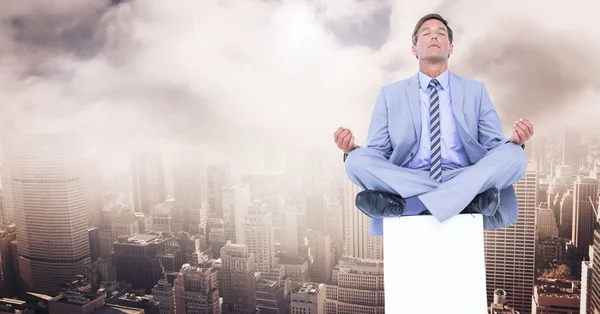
[333,13,534,236]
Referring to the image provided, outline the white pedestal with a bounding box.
[383,213,488,313]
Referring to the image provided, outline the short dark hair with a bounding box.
[411,13,453,45]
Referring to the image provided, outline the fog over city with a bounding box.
[1,0,599,173]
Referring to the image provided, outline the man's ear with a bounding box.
[412,45,418,59]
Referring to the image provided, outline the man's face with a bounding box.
[412,18,453,62]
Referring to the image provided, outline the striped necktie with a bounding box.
[428,79,442,182]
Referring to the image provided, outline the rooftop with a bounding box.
[277,254,306,265]
[118,293,158,308]
[116,232,172,245]
[54,290,103,306]
[0,298,26,313]
[92,304,143,314]
[294,283,321,294]
[536,279,581,299]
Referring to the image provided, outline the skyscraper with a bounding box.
[484,162,538,314]
[589,226,600,313]
[220,242,257,314]
[572,176,598,255]
[174,262,221,314]
[131,151,166,215]
[172,150,209,235]
[1,165,15,224]
[343,178,382,260]
[2,133,91,295]
[221,184,251,245]
[562,130,581,170]
[112,232,182,292]
[324,257,385,312]
[152,279,174,314]
[241,171,289,243]
[242,201,275,274]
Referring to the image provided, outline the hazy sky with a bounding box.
[0,0,599,171]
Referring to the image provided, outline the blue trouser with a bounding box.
[344,142,528,234]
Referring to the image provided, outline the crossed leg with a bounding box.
[418,142,527,223]
[344,142,527,222]
[344,147,440,199]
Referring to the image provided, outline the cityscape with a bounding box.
[0,129,597,314]
[1,0,600,313]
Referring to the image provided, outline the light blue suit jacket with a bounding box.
[359,71,520,236]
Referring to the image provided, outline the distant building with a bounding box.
[117,293,160,314]
[489,289,520,314]
[531,279,580,313]
[112,232,182,292]
[2,133,92,295]
[324,257,384,312]
[49,290,106,313]
[290,282,325,313]
[151,279,173,314]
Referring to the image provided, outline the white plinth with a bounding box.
[383,213,488,313]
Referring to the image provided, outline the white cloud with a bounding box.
[0,0,599,165]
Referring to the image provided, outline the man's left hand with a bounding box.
[510,118,534,145]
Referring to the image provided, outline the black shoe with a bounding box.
[355,190,405,218]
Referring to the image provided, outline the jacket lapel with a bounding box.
[449,72,485,163]
[406,74,421,144]
[449,73,470,138]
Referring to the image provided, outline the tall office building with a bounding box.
[241,171,289,243]
[220,242,257,314]
[152,279,174,314]
[2,133,91,295]
[589,225,600,313]
[290,283,325,313]
[324,257,385,313]
[207,162,232,220]
[581,260,592,314]
[81,157,104,229]
[0,224,17,297]
[562,130,581,171]
[242,201,275,274]
[342,178,382,260]
[172,150,209,235]
[306,229,333,284]
[207,218,226,259]
[221,184,251,245]
[281,210,300,257]
[324,194,344,262]
[536,207,559,240]
[1,165,15,224]
[484,162,538,314]
[559,190,574,239]
[572,176,598,255]
[174,262,221,314]
[241,172,289,214]
[131,151,166,215]
[255,274,289,313]
[549,164,574,227]
[112,232,182,293]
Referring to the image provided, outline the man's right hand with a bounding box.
[334,127,359,154]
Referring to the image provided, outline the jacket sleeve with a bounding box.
[344,88,393,162]
[478,83,525,150]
